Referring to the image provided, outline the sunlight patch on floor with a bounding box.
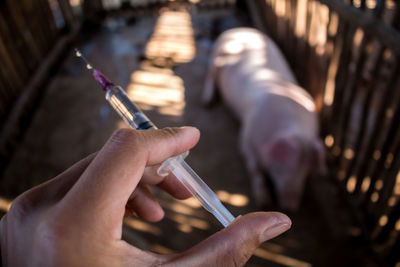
[122,8,196,118]
[169,213,210,231]
[158,198,203,217]
[151,244,174,254]
[0,197,12,212]
[126,69,185,116]
[124,217,162,236]
[217,190,249,207]
[254,246,312,267]
[145,9,195,63]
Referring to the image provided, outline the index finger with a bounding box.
[60,127,200,231]
[142,165,192,199]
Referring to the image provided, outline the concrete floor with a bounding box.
[1,7,375,267]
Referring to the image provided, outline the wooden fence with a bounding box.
[0,0,78,170]
[248,0,400,264]
[101,0,235,10]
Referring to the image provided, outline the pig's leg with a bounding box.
[239,126,271,207]
[202,57,219,106]
[312,139,327,175]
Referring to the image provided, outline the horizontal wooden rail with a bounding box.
[319,0,400,54]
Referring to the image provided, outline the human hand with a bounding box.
[0,127,291,267]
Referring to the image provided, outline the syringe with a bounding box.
[75,49,235,227]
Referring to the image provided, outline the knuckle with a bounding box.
[109,128,142,148]
[160,127,180,144]
[8,196,32,221]
[160,127,178,139]
[225,244,252,267]
[108,127,181,158]
[111,128,138,141]
[41,208,77,240]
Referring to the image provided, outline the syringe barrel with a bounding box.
[105,86,156,130]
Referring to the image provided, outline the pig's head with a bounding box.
[259,133,326,211]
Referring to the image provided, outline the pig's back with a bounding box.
[218,66,307,122]
[215,28,300,121]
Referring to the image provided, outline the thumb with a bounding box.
[168,212,291,267]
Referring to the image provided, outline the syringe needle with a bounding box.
[75,48,94,71]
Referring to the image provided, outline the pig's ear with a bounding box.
[313,139,327,175]
[262,135,300,167]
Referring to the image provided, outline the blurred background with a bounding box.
[0,0,399,266]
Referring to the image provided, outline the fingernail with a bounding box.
[259,222,291,243]
[179,126,194,130]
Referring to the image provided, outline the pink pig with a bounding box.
[203,28,325,211]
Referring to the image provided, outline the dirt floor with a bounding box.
[1,6,378,267]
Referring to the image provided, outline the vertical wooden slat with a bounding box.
[5,0,41,70]
[375,187,400,243]
[304,0,317,93]
[29,0,55,54]
[330,22,355,160]
[344,46,384,194]
[313,2,330,107]
[295,0,310,86]
[358,61,400,202]
[320,12,342,135]
[394,3,400,31]
[371,140,400,241]
[388,233,400,264]
[287,0,297,63]
[294,0,307,58]
[0,47,18,117]
[0,23,27,87]
[270,0,279,37]
[19,0,47,57]
[0,5,30,82]
[83,0,104,23]
[353,60,400,201]
[337,30,369,166]
[38,0,58,45]
[362,81,400,210]
[57,0,76,29]
[338,33,369,183]
[282,0,290,55]
[4,1,34,71]
[0,38,22,93]
[34,0,56,51]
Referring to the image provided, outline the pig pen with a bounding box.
[248,0,400,266]
[0,0,397,266]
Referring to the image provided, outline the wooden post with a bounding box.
[82,0,104,26]
[57,0,78,30]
